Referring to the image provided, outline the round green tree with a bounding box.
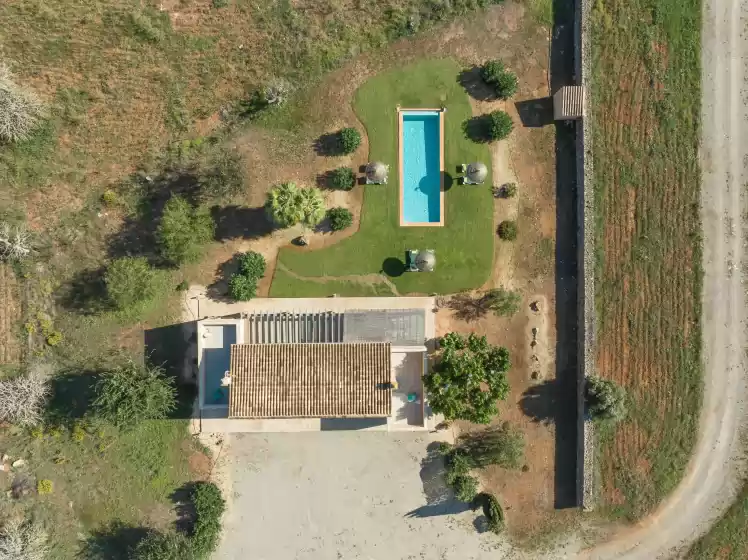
[330,167,355,190]
[105,257,162,313]
[157,196,215,264]
[488,110,513,141]
[238,251,266,279]
[228,273,257,301]
[585,376,627,422]
[265,182,302,228]
[480,60,518,99]
[297,187,326,227]
[92,360,176,428]
[424,332,511,424]
[497,220,517,241]
[338,127,361,154]
[327,207,353,231]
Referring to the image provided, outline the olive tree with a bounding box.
[157,196,215,265]
[480,60,518,99]
[585,376,627,422]
[105,257,163,313]
[424,332,511,424]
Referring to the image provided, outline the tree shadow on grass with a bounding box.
[462,115,493,144]
[170,482,198,534]
[144,323,197,417]
[457,66,496,101]
[313,132,344,156]
[45,369,100,425]
[382,257,406,278]
[211,205,273,241]
[79,521,150,560]
[57,266,112,315]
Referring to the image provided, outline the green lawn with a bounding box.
[271,267,396,297]
[272,58,494,296]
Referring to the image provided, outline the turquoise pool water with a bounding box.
[202,324,236,406]
[402,111,441,223]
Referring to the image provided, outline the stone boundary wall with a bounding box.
[575,0,597,511]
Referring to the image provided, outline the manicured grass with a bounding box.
[687,482,748,559]
[274,58,494,296]
[270,267,396,297]
[591,0,702,519]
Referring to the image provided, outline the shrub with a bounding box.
[92,360,176,428]
[327,207,353,232]
[36,480,53,495]
[133,531,193,560]
[0,221,34,261]
[297,187,326,227]
[0,64,45,143]
[487,110,513,141]
[238,251,266,279]
[157,196,215,265]
[329,167,355,190]
[176,280,189,291]
[586,376,627,422]
[0,372,49,427]
[228,273,257,301]
[481,493,504,533]
[0,518,48,560]
[452,474,479,502]
[198,149,245,200]
[101,190,120,206]
[480,60,518,99]
[265,182,302,228]
[458,425,525,469]
[482,287,521,317]
[502,182,517,198]
[71,423,86,442]
[191,482,226,558]
[497,220,517,241]
[338,127,361,154]
[105,257,163,312]
[212,0,229,7]
[424,333,510,424]
[44,330,63,346]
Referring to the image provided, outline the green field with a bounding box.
[273,58,494,296]
[688,482,748,559]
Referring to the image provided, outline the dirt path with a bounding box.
[579,1,748,557]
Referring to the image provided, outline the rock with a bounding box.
[1,454,8,463]
[11,459,25,468]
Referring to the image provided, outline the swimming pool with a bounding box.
[399,110,444,226]
[200,322,237,407]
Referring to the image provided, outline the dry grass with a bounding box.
[591,0,702,520]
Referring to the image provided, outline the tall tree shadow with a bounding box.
[79,521,150,560]
[405,442,471,518]
[515,97,554,127]
[45,369,100,425]
[211,205,273,241]
[519,380,557,426]
[457,66,496,101]
[56,266,111,315]
[462,115,493,143]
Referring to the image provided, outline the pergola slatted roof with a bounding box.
[228,343,392,419]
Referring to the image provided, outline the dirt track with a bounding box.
[578,0,748,557]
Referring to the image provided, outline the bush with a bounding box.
[191,482,226,558]
[0,518,48,560]
[238,251,266,279]
[92,360,176,428]
[329,167,355,190]
[480,60,518,99]
[265,182,302,228]
[487,110,513,141]
[0,64,45,143]
[198,149,245,200]
[0,372,49,427]
[482,287,521,317]
[36,479,53,495]
[481,493,504,533]
[228,273,257,301]
[157,196,215,265]
[101,190,120,206]
[133,531,193,560]
[44,330,63,346]
[458,425,525,469]
[297,187,326,227]
[338,127,361,154]
[502,182,517,198]
[327,207,353,232]
[497,220,517,241]
[586,376,627,422]
[453,474,479,502]
[105,257,163,313]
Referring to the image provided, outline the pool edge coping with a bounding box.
[397,107,445,228]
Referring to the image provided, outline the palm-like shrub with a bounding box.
[488,110,513,141]
[0,65,45,143]
[297,187,326,227]
[157,196,215,265]
[497,220,517,241]
[92,360,176,428]
[586,376,627,422]
[338,127,361,154]
[480,60,518,99]
[327,207,353,232]
[329,167,355,190]
[105,257,163,313]
[265,182,302,227]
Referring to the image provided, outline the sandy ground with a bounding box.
[213,433,517,560]
[580,0,748,557]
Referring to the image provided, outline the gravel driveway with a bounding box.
[213,432,515,560]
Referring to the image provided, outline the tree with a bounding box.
[0,222,33,261]
[133,531,193,560]
[483,287,521,317]
[0,64,45,143]
[338,127,361,154]
[480,60,518,99]
[92,360,176,428]
[480,493,505,533]
[157,196,215,264]
[327,207,353,231]
[198,149,245,200]
[329,167,355,190]
[105,257,162,312]
[424,332,511,424]
[0,518,48,560]
[497,220,517,241]
[457,424,525,469]
[265,182,302,228]
[297,187,326,227]
[0,371,49,427]
[237,251,266,279]
[228,273,257,301]
[190,482,226,558]
[487,110,513,141]
[585,376,627,422]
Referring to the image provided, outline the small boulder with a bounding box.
[11,459,25,468]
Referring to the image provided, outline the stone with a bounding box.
[11,459,25,468]
[1,454,9,463]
